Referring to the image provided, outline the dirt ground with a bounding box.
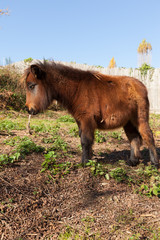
[0,110,160,240]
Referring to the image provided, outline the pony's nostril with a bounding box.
[25,106,37,115]
[29,108,38,115]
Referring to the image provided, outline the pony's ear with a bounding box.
[31,65,45,80]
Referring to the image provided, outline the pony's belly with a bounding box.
[98,112,130,130]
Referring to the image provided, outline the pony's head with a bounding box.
[24,64,50,115]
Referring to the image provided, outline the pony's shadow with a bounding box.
[95,148,160,166]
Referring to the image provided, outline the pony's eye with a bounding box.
[29,85,35,90]
[27,82,37,91]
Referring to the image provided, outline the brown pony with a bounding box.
[22,61,159,168]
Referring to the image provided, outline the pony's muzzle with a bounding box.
[25,106,38,115]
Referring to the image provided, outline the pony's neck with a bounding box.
[50,65,81,111]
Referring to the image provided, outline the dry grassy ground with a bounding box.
[0,110,160,240]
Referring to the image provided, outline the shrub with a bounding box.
[0,67,25,110]
[24,58,33,63]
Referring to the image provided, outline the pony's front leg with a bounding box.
[77,118,95,165]
[81,132,94,166]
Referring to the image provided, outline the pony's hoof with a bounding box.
[127,159,139,167]
[152,162,159,169]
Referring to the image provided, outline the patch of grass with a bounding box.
[0,153,20,166]
[0,119,25,133]
[69,127,79,137]
[109,167,129,182]
[128,224,160,240]
[41,151,57,172]
[0,137,44,167]
[95,130,107,143]
[49,136,68,152]
[42,136,55,144]
[134,165,160,197]
[57,115,75,123]
[86,157,160,196]
[138,183,160,198]
[58,219,101,240]
[110,131,123,140]
[58,226,81,240]
[3,136,22,146]
[41,151,72,177]
[86,160,130,182]
[86,160,108,178]
[30,120,60,134]
[31,122,52,133]
[16,137,44,158]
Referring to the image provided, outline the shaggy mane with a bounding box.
[21,60,99,84]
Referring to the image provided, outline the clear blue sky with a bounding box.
[1,0,160,68]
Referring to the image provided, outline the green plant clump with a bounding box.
[57,115,75,123]
[0,137,44,167]
[95,130,107,143]
[0,119,25,133]
[0,153,20,166]
[139,63,154,76]
[109,167,128,182]
[41,151,72,176]
[86,160,109,179]
[24,57,33,63]
[16,138,44,157]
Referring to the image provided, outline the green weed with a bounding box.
[3,136,21,146]
[109,167,128,182]
[86,160,107,177]
[0,152,20,166]
[24,57,33,63]
[0,119,25,133]
[0,137,44,167]
[41,151,72,177]
[110,131,123,140]
[30,121,60,134]
[16,138,44,157]
[95,130,107,143]
[134,165,160,197]
[42,137,55,144]
[58,226,81,240]
[41,151,57,171]
[69,127,79,137]
[31,123,52,133]
[49,136,68,152]
[57,115,75,123]
[58,221,101,240]
[138,182,160,198]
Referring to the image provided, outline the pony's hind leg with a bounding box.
[124,121,142,166]
[138,122,159,168]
